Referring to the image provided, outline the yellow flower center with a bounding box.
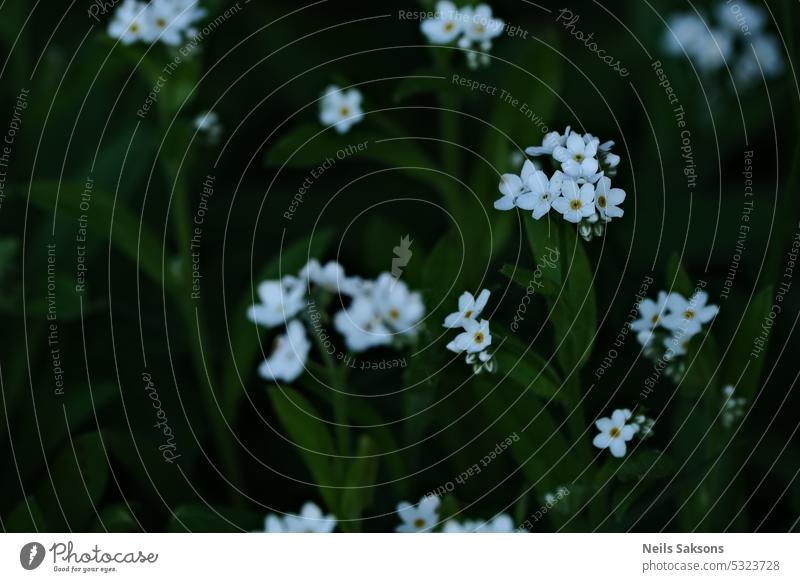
[339,106,350,117]
[650,314,659,324]
[597,195,606,208]
[464,310,473,318]
[569,199,582,210]
[444,22,454,32]
[389,308,400,320]
[684,310,695,319]
[413,518,426,528]
[474,332,484,344]
[609,427,621,438]
[574,154,584,162]
[474,24,486,34]
[130,23,139,33]
[156,18,167,28]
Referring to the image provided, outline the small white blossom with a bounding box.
[721,385,746,428]
[551,179,595,223]
[193,110,222,142]
[593,176,626,221]
[525,128,570,157]
[257,320,310,383]
[446,318,491,354]
[396,496,440,532]
[420,1,463,43]
[109,0,205,46]
[301,260,363,296]
[517,170,565,220]
[334,295,393,352]
[247,276,306,329]
[371,274,425,335]
[494,160,537,211]
[319,85,363,134]
[442,514,514,533]
[661,291,719,337]
[443,289,490,328]
[553,133,600,179]
[631,291,671,334]
[593,409,639,458]
[460,4,504,45]
[107,0,149,44]
[263,502,336,533]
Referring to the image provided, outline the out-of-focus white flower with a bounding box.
[257,320,310,382]
[517,170,565,220]
[715,1,766,35]
[108,0,149,44]
[193,110,222,142]
[663,334,690,358]
[420,1,463,43]
[301,260,363,296]
[446,318,491,354]
[319,85,363,134]
[442,514,514,533]
[396,496,440,532]
[735,34,784,85]
[443,289,490,328]
[593,176,625,221]
[553,133,600,179]
[633,414,656,439]
[662,291,719,336]
[494,160,538,211]
[552,179,595,223]
[721,385,746,428]
[263,502,336,533]
[460,4,504,44]
[592,409,639,458]
[247,276,306,329]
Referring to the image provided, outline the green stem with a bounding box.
[309,324,350,456]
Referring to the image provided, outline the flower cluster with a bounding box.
[663,1,783,86]
[108,0,206,46]
[631,289,719,381]
[248,260,425,382]
[261,502,336,533]
[592,408,650,458]
[721,385,746,428]
[319,85,364,134]
[443,289,495,374]
[396,496,514,533]
[497,127,625,241]
[420,2,504,69]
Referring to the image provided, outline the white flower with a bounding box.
[333,295,393,352]
[664,334,690,358]
[633,414,655,439]
[551,179,595,223]
[664,14,708,57]
[371,273,425,335]
[517,170,564,219]
[494,160,538,211]
[247,276,306,329]
[661,291,719,336]
[715,1,766,35]
[420,1,463,43]
[446,318,491,354]
[301,260,363,296]
[263,502,336,533]
[443,289,490,328]
[631,291,671,333]
[694,29,734,71]
[396,496,440,532]
[637,329,656,347]
[257,320,310,382]
[460,4,504,44]
[525,128,570,157]
[553,133,600,179]
[319,85,363,134]
[592,409,639,458]
[593,176,625,221]
[735,34,784,85]
[107,0,149,44]
[442,514,514,533]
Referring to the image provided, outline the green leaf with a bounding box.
[4,496,47,532]
[493,350,565,404]
[665,253,694,296]
[168,504,257,532]
[339,435,379,531]
[269,388,341,512]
